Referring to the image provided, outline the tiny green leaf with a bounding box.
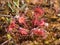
[8,2,15,12]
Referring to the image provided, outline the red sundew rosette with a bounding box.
[32,18,46,27]
[18,16,25,24]
[18,15,28,28]
[31,28,47,39]
[32,7,44,26]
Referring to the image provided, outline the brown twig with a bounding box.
[0,39,11,45]
[0,14,11,17]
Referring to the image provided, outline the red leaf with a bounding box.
[19,27,28,35]
[8,19,16,31]
[39,19,45,26]
[18,16,26,24]
[34,7,44,15]
[32,18,39,26]
[32,7,44,26]
[31,28,46,37]
[18,15,28,28]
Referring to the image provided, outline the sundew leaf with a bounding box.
[8,2,15,12]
